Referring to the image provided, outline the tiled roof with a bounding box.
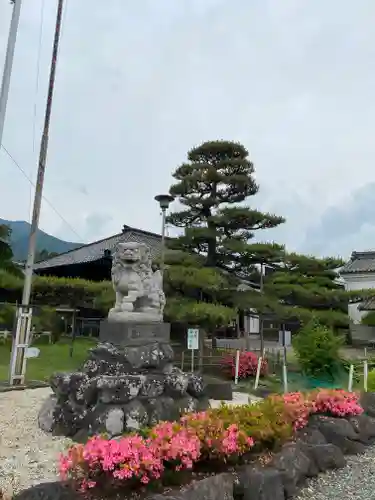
[359,296,375,311]
[33,225,163,271]
[340,251,375,275]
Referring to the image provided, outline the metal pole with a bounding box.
[160,207,166,277]
[259,262,264,354]
[0,0,22,150]
[282,322,288,393]
[10,0,65,384]
[69,310,76,358]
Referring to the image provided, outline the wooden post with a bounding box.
[348,364,354,392]
[198,327,204,373]
[364,359,368,392]
[254,356,263,390]
[234,350,240,385]
[282,362,288,394]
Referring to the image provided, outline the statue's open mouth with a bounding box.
[122,253,138,263]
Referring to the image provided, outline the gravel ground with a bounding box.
[296,447,375,500]
[0,387,72,498]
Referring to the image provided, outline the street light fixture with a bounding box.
[154,194,174,278]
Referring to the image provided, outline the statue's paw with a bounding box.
[120,304,134,312]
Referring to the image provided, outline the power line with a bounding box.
[1,144,83,242]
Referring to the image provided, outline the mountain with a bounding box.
[0,218,82,261]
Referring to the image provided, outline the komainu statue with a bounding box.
[108,241,166,322]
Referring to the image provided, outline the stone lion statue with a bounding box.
[108,241,165,322]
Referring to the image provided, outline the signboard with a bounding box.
[278,330,291,347]
[25,347,40,359]
[187,328,199,350]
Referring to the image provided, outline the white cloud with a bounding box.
[0,0,375,256]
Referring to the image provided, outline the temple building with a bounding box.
[33,224,163,281]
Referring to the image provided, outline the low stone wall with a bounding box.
[15,392,375,500]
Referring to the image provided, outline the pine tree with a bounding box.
[164,140,284,330]
[167,140,285,270]
[263,253,350,327]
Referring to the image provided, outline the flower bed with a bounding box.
[59,389,363,496]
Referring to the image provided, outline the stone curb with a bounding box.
[0,380,50,393]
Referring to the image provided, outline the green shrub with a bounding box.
[292,318,343,377]
[0,303,16,328]
[212,397,293,447]
[361,311,375,326]
[0,270,112,314]
[367,369,375,392]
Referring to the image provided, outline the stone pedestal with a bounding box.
[99,319,171,347]
[41,322,209,440]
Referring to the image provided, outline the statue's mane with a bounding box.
[112,243,151,276]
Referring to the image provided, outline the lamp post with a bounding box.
[154,194,174,277]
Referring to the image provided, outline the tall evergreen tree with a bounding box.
[164,140,285,329]
[167,140,285,270]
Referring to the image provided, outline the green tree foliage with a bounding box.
[167,140,285,269]
[0,302,16,328]
[292,318,344,376]
[163,250,236,328]
[367,369,375,391]
[31,306,65,342]
[361,311,375,326]
[165,297,235,330]
[262,253,351,327]
[0,270,112,313]
[36,249,59,262]
[165,140,285,329]
[0,224,23,277]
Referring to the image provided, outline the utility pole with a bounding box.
[0,0,22,151]
[9,0,65,385]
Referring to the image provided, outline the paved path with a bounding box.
[209,391,262,409]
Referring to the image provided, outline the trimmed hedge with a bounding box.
[0,270,113,311]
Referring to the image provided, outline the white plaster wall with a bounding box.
[342,273,375,324]
[244,311,259,334]
[348,303,365,324]
[249,315,259,334]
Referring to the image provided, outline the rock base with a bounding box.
[40,340,208,439]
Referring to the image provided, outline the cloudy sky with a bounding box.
[0,0,375,259]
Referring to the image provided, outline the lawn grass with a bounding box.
[0,337,95,382]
